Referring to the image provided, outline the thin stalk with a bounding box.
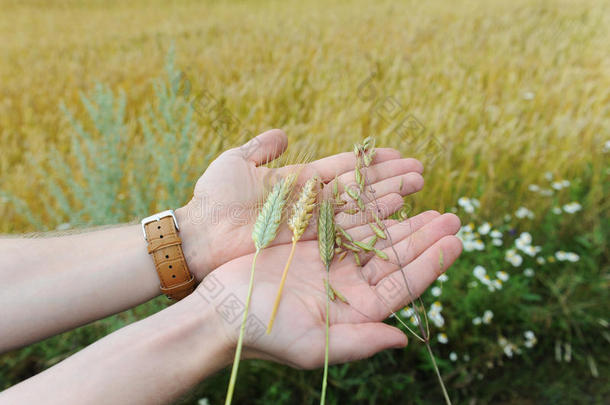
[225,248,260,405]
[320,264,331,405]
[267,240,297,333]
[426,342,451,405]
[355,140,451,404]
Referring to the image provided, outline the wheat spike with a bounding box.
[226,173,296,405]
[318,199,335,405]
[252,173,296,250]
[288,177,319,242]
[267,176,319,334]
[318,199,335,267]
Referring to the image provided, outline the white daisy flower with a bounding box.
[458,197,470,207]
[490,230,503,238]
[515,207,534,219]
[492,238,503,246]
[555,251,567,261]
[563,202,582,214]
[463,240,476,252]
[473,265,487,279]
[437,274,448,282]
[522,245,538,257]
[566,252,580,262]
[518,232,532,245]
[401,307,414,318]
[528,184,540,192]
[473,317,482,325]
[430,312,445,328]
[482,310,494,324]
[552,181,564,190]
[437,333,448,344]
[431,286,442,297]
[524,268,535,277]
[505,249,523,267]
[536,257,546,265]
[449,352,458,362]
[552,207,562,215]
[496,271,509,282]
[478,222,491,235]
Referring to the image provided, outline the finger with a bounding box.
[238,129,288,166]
[373,235,463,316]
[335,193,405,230]
[327,323,407,365]
[338,210,440,248]
[331,158,424,195]
[363,213,461,285]
[277,148,401,184]
[334,172,423,213]
[355,211,443,267]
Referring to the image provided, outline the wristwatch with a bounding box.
[141,210,195,300]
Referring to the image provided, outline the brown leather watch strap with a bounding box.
[143,214,195,301]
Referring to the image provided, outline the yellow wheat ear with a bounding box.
[266,176,319,334]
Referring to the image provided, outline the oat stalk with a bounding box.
[317,199,335,405]
[267,176,319,333]
[356,137,452,405]
[225,173,296,405]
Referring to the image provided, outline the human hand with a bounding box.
[198,210,462,369]
[176,129,425,280]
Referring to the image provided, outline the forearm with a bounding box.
[0,293,230,404]
[0,223,161,352]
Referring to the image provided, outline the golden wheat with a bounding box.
[267,176,319,333]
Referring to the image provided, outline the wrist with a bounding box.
[176,291,234,368]
[175,205,213,281]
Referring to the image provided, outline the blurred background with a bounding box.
[0,0,608,403]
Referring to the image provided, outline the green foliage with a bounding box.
[2,47,212,229]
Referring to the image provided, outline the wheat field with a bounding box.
[1,1,609,402]
[1,0,608,233]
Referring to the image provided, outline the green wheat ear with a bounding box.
[318,199,335,405]
[252,173,297,250]
[225,172,296,405]
[318,200,335,267]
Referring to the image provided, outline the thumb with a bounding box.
[238,129,288,166]
[327,323,408,365]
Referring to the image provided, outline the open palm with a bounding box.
[197,210,462,369]
[177,129,425,280]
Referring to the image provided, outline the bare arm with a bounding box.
[0,223,163,352]
[0,292,230,405]
[0,129,423,352]
[0,212,462,405]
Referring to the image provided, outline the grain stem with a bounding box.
[225,248,260,405]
